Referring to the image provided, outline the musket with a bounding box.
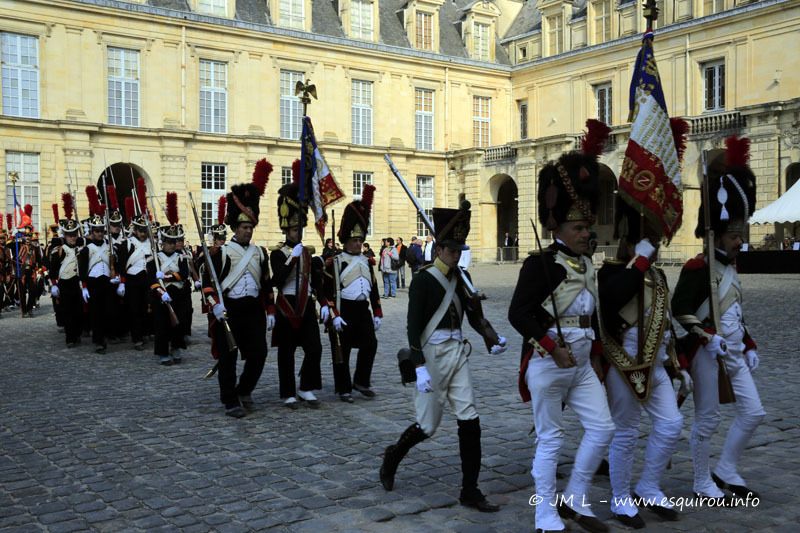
[530,218,575,364]
[328,209,344,364]
[100,155,116,279]
[188,192,237,360]
[701,150,735,404]
[131,179,179,328]
[385,154,500,351]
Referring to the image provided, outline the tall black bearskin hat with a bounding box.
[211,196,227,237]
[226,158,271,228]
[277,159,308,231]
[432,200,472,251]
[616,117,691,243]
[695,135,757,238]
[538,119,610,230]
[128,177,149,228]
[160,192,184,240]
[85,186,106,230]
[338,184,375,243]
[106,185,123,225]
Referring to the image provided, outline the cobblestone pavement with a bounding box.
[1,264,799,532]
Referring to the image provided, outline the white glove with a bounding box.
[635,238,656,260]
[116,283,126,298]
[194,280,201,290]
[109,275,121,285]
[416,366,433,393]
[490,335,508,355]
[161,292,172,303]
[745,349,759,372]
[678,369,693,397]
[213,303,226,321]
[267,314,276,331]
[51,286,60,298]
[332,316,347,332]
[374,316,381,331]
[155,271,166,280]
[706,334,727,357]
[81,288,90,302]
[291,243,304,258]
[320,305,330,323]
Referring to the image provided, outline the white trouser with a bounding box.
[413,339,477,437]
[690,344,765,495]
[526,338,615,531]
[606,365,683,516]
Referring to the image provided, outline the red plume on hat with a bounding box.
[6,214,12,231]
[361,184,375,218]
[217,196,226,225]
[291,159,301,184]
[252,158,272,197]
[52,203,60,224]
[166,192,179,226]
[62,193,74,220]
[580,119,612,158]
[106,184,119,211]
[86,185,101,216]
[136,178,149,221]
[124,197,135,224]
[725,135,751,167]
[24,204,33,217]
[670,117,690,165]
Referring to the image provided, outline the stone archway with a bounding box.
[96,163,151,222]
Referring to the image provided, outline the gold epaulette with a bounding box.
[419,264,434,272]
[528,249,554,256]
[305,245,316,255]
[269,245,284,252]
[603,258,625,265]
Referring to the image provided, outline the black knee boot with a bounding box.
[380,423,428,491]
[458,417,500,512]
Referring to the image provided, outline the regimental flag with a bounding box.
[299,116,345,239]
[621,29,683,242]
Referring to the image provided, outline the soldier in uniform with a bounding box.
[271,180,329,409]
[116,196,154,351]
[204,160,276,418]
[105,185,126,342]
[380,201,507,513]
[148,193,191,366]
[47,203,65,328]
[672,136,764,501]
[197,196,227,328]
[176,233,200,343]
[507,120,616,533]
[79,187,115,354]
[597,196,693,528]
[17,212,41,318]
[0,215,13,313]
[48,197,83,347]
[322,185,382,403]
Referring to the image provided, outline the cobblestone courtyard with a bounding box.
[1,264,799,532]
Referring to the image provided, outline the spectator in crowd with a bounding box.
[503,232,513,261]
[423,234,435,265]
[396,237,408,289]
[363,242,375,259]
[322,238,336,260]
[379,237,399,298]
[513,232,520,261]
[406,237,424,279]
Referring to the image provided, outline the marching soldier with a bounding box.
[176,233,200,343]
[147,193,190,366]
[507,120,616,533]
[79,186,115,354]
[198,196,227,328]
[322,185,382,402]
[0,215,12,313]
[271,179,328,409]
[48,195,83,347]
[17,215,41,318]
[597,196,692,528]
[204,160,276,418]
[47,204,65,327]
[115,195,154,351]
[380,201,507,513]
[672,136,764,501]
[105,185,127,342]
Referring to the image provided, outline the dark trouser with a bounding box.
[458,417,482,498]
[59,277,83,344]
[398,265,406,288]
[330,299,377,394]
[183,285,193,337]
[153,285,190,357]
[20,271,35,313]
[53,286,64,326]
[274,296,322,398]
[126,272,150,343]
[87,276,114,346]
[212,296,267,409]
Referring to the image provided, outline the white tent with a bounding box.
[750,179,800,224]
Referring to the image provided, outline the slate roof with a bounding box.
[503,0,542,40]
[235,0,270,24]
[149,0,189,10]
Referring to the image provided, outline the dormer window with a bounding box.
[547,15,563,55]
[280,0,304,29]
[416,11,434,50]
[198,0,227,16]
[351,0,374,40]
[473,22,490,61]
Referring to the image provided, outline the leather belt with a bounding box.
[560,315,592,328]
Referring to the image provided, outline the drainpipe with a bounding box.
[684,34,690,116]
[181,26,186,128]
[445,67,450,151]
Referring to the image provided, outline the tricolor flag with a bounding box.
[620,30,683,242]
[299,117,345,239]
[13,189,32,230]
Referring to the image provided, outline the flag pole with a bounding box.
[294,79,317,312]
